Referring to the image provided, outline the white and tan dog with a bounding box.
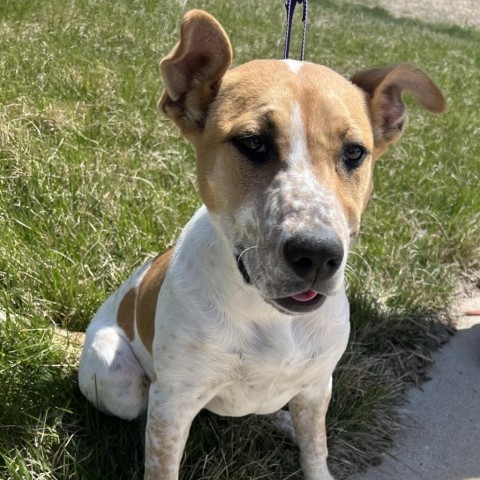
[78,10,445,480]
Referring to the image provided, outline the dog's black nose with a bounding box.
[283,232,344,283]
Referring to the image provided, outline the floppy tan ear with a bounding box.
[351,64,446,156]
[159,9,232,134]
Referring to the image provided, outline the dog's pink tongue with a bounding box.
[291,290,318,302]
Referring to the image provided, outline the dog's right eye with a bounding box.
[232,136,268,162]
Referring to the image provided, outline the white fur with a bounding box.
[287,102,309,168]
[283,59,305,75]
[78,261,154,419]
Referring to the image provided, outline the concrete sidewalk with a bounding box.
[353,294,480,480]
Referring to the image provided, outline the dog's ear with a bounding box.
[351,64,446,157]
[159,9,232,134]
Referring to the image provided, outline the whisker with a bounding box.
[237,245,258,265]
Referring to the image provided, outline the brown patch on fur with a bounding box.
[188,60,444,226]
[117,288,136,341]
[136,249,174,353]
[191,60,376,237]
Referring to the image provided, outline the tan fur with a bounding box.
[136,249,173,353]
[290,384,332,478]
[117,287,136,341]
[144,405,189,479]
[297,63,375,230]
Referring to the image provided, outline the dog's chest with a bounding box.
[206,356,322,416]
[202,318,346,416]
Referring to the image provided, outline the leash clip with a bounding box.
[283,0,308,61]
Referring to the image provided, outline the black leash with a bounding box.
[283,0,308,61]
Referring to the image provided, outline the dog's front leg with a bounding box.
[289,378,334,480]
[144,381,203,480]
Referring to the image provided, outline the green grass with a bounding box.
[0,0,479,478]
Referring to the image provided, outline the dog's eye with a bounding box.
[240,136,266,152]
[232,136,268,161]
[342,144,366,169]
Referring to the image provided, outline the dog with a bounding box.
[78,9,445,480]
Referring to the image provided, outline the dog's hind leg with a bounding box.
[78,322,150,420]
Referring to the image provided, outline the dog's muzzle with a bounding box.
[235,230,344,315]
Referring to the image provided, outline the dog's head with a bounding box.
[159,10,445,315]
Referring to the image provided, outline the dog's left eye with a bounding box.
[342,144,366,169]
[232,136,268,161]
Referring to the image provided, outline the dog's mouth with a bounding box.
[236,255,326,314]
[273,292,326,314]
